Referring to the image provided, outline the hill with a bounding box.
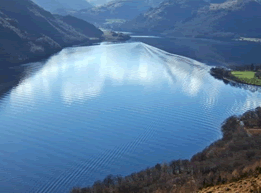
[199,173,261,192]
[32,0,92,12]
[120,0,261,40]
[55,15,103,38]
[69,0,156,28]
[0,0,103,65]
[119,0,209,34]
[166,0,261,39]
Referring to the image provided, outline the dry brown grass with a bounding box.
[199,161,261,193]
[199,174,261,193]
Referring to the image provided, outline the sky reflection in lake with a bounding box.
[1,42,261,192]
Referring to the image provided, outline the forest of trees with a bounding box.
[231,63,261,71]
[71,107,261,193]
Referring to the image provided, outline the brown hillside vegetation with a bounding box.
[72,107,261,193]
[199,167,261,193]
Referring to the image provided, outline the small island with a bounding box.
[210,64,261,87]
[102,30,131,42]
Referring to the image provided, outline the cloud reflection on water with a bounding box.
[9,42,237,109]
[4,42,261,193]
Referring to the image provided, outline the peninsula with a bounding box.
[210,64,261,87]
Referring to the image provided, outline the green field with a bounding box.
[231,71,261,86]
[231,71,256,78]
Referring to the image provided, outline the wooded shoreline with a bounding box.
[71,107,261,193]
[210,66,261,87]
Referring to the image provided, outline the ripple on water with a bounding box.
[1,42,261,193]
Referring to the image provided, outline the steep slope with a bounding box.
[122,0,261,40]
[0,0,103,65]
[166,0,261,39]
[199,174,261,193]
[32,0,92,12]
[32,0,65,12]
[71,0,154,27]
[119,0,209,33]
[55,15,104,38]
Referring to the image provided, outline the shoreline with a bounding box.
[0,32,131,100]
[2,32,131,69]
[210,67,261,87]
[71,107,261,193]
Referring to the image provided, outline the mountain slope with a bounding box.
[199,173,261,193]
[0,0,103,65]
[121,0,261,39]
[55,15,104,38]
[32,0,92,12]
[119,0,209,33]
[166,0,261,39]
[70,0,154,27]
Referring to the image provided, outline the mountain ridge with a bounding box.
[0,0,103,66]
[32,0,92,12]
[66,0,163,28]
[119,0,261,40]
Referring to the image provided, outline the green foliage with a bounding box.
[231,71,255,79]
[231,71,261,86]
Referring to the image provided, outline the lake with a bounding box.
[1,39,261,193]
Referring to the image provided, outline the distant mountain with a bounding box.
[88,0,163,7]
[165,0,261,39]
[32,0,92,12]
[70,0,156,28]
[120,0,261,40]
[0,0,103,65]
[120,0,209,33]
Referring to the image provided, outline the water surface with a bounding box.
[1,42,261,192]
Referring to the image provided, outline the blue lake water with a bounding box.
[1,41,261,192]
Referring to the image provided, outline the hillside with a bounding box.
[199,173,261,192]
[165,0,261,39]
[120,0,261,40]
[69,0,155,28]
[32,0,92,12]
[119,0,209,33]
[55,15,103,38]
[72,107,261,192]
[0,0,103,65]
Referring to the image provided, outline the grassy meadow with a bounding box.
[231,71,261,86]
